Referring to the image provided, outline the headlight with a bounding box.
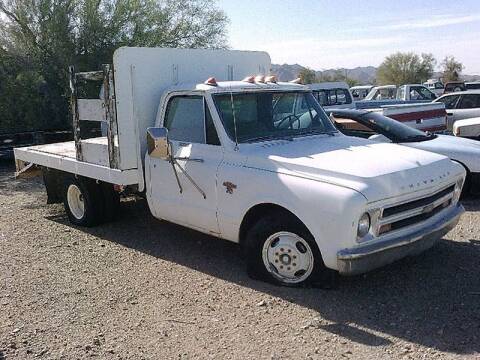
[455,178,464,192]
[357,212,371,239]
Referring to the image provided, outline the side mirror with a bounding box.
[147,127,170,159]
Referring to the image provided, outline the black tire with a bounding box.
[244,212,337,288]
[461,173,471,199]
[63,176,103,227]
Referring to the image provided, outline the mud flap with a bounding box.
[42,168,65,204]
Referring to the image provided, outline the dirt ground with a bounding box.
[0,160,479,360]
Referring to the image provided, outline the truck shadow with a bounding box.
[46,196,480,355]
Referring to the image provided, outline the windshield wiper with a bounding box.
[402,134,430,142]
[245,133,294,143]
[293,128,337,137]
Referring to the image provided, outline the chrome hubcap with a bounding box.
[262,231,314,284]
[67,184,85,220]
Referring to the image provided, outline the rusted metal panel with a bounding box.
[14,159,42,179]
[69,66,83,161]
[103,64,119,169]
[77,99,105,122]
[76,71,103,81]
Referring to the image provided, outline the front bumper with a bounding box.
[337,204,464,275]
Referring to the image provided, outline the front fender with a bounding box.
[216,165,367,270]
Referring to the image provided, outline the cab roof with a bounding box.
[165,80,308,94]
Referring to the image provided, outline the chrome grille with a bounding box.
[378,185,455,235]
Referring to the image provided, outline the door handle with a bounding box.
[446,112,453,116]
[174,156,204,163]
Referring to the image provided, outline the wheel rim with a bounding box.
[262,231,314,284]
[67,184,85,220]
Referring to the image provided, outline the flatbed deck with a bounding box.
[14,138,140,185]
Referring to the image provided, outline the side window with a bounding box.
[417,87,436,100]
[165,96,220,145]
[165,96,205,143]
[335,89,350,104]
[328,90,337,105]
[459,95,480,109]
[315,90,328,106]
[437,95,460,109]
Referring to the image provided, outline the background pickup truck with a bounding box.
[14,47,465,287]
[356,84,437,109]
[307,82,447,131]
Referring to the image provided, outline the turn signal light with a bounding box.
[265,75,277,83]
[255,75,265,83]
[242,76,255,83]
[378,223,391,235]
[204,77,218,86]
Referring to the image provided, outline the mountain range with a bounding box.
[271,63,480,84]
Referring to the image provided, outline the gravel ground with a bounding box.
[1,160,479,360]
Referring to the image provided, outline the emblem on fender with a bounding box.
[223,181,237,194]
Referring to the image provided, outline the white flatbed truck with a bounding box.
[14,47,465,286]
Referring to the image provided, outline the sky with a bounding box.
[218,0,480,74]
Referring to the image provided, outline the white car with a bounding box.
[453,117,480,138]
[330,109,480,196]
[434,90,480,130]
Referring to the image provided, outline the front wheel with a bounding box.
[245,213,336,287]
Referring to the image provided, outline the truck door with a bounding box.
[148,94,223,234]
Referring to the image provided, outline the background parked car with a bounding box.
[465,81,480,90]
[443,81,466,94]
[453,117,480,138]
[433,90,480,129]
[329,109,480,196]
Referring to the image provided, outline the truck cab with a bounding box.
[307,82,355,110]
[423,79,445,97]
[363,84,436,103]
[350,85,374,100]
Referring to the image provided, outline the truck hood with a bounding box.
[243,134,459,202]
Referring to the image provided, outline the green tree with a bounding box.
[441,56,464,82]
[376,52,436,85]
[0,0,228,133]
[298,67,316,84]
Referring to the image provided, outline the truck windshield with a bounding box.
[213,91,337,143]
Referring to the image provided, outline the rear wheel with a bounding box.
[63,176,103,227]
[245,213,337,287]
